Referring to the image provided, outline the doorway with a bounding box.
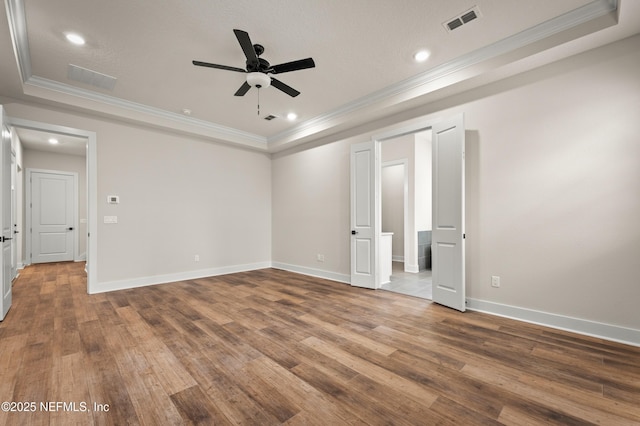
[350,114,465,311]
[8,116,97,293]
[379,131,433,299]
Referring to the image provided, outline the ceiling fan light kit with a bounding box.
[246,72,271,89]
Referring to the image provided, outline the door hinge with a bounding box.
[463,233,466,239]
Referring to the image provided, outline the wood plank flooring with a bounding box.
[1,262,639,425]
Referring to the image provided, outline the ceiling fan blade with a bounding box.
[233,29,258,66]
[270,78,300,97]
[270,58,315,74]
[234,81,252,96]
[192,60,246,73]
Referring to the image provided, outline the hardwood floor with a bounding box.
[1,262,639,425]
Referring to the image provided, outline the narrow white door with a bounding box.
[1,106,12,320]
[30,171,75,263]
[432,114,466,311]
[350,141,377,288]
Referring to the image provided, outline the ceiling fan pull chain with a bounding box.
[257,88,260,116]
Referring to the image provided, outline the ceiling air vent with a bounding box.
[447,18,464,31]
[263,114,278,121]
[444,6,481,32]
[67,64,117,90]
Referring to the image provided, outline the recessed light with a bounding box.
[287,113,297,121]
[48,138,59,145]
[65,32,86,46]
[413,50,430,63]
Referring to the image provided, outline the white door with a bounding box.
[30,171,75,264]
[1,106,12,320]
[350,141,377,288]
[432,114,466,311]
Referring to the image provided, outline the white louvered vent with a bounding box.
[443,6,481,32]
[67,64,117,90]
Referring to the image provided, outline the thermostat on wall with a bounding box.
[107,195,120,204]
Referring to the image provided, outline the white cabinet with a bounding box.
[380,232,393,285]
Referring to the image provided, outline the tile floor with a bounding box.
[381,261,432,300]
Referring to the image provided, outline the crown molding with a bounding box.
[5,0,267,150]
[266,0,617,150]
[22,75,268,149]
[6,0,617,152]
[5,0,31,82]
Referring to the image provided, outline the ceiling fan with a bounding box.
[193,29,315,98]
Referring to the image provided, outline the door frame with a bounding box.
[10,151,18,280]
[26,168,78,264]
[372,118,441,285]
[8,117,97,293]
[371,117,442,288]
[381,159,409,267]
[1,106,12,320]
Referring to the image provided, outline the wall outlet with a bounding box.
[491,275,501,288]
[194,255,200,262]
[317,254,325,262]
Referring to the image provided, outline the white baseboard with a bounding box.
[271,262,350,284]
[405,263,419,273]
[91,262,272,294]
[466,298,640,348]
[392,255,404,262]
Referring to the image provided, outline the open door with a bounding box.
[350,141,377,288]
[1,106,12,320]
[432,114,466,311]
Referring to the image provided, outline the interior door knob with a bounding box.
[351,230,358,235]
[67,227,74,231]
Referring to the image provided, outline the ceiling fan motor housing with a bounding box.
[247,72,271,89]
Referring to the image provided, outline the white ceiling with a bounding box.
[1,0,639,153]
[16,127,87,157]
